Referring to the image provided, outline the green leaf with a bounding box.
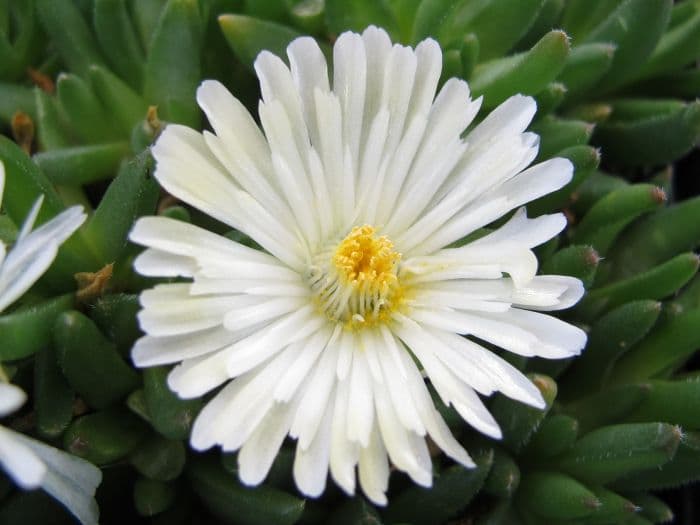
[144,0,202,127]
[219,14,304,70]
[289,0,326,35]
[438,0,546,59]
[605,197,700,280]
[630,68,700,100]
[582,0,672,93]
[565,383,650,434]
[558,43,616,102]
[517,471,600,520]
[592,99,700,167]
[540,245,600,289]
[570,171,628,216]
[64,407,148,465]
[188,456,305,525]
[325,0,398,37]
[82,150,159,265]
[533,82,567,116]
[630,492,674,523]
[635,3,700,79]
[612,431,700,491]
[611,307,700,382]
[459,33,479,80]
[94,0,146,90]
[56,73,121,144]
[33,342,74,439]
[522,414,579,459]
[560,0,624,42]
[330,497,383,525]
[143,366,202,440]
[0,294,74,360]
[571,184,666,254]
[580,253,699,320]
[625,378,700,430]
[34,88,72,150]
[134,478,176,517]
[563,300,661,397]
[515,0,565,51]
[530,116,594,160]
[585,486,639,524]
[0,82,36,123]
[89,293,142,356]
[54,310,140,409]
[557,423,681,484]
[130,435,187,481]
[387,0,421,44]
[33,142,128,186]
[483,448,520,498]
[490,374,557,453]
[35,0,105,77]
[383,450,494,525]
[131,0,168,51]
[469,30,570,109]
[89,64,149,136]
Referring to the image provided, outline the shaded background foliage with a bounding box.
[1,0,700,523]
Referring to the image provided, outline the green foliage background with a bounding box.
[1,0,700,523]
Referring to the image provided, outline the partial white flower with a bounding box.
[0,161,87,313]
[130,26,586,505]
[0,383,102,525]
[0,161,98,523]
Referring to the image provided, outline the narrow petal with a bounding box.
[358,424,389,506]
[293,398,333,497]
[238,400,297,486]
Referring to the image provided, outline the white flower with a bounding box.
[0,161,98,524]
[0,161,86,313]
[130,26,587,505]
[0,383,101,525]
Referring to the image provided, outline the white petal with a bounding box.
[287,36,330,149]
[393,316,502,439]
[466,94,537,149]
[374,380,432,487]
[291,341,340,449]
[225,306,326,377]
[397,349,475,468]
[0,205,85,313]
[430,329,545,408]
[293,397,333,497]
[132,326,240,367]
[358,423,389,506]
[238,400,296,486]
[16,432,102,525]
[0,426,46,489]
[333,31,367,168]
[273,327,332,402]
[346,350,374,447]
[133,248,197,277]
[473,207,566,248]
[0,383,26,416]
[329,378,359,495]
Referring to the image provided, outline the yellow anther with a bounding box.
[308,225,405,330]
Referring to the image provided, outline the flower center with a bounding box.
[308,225,404,329]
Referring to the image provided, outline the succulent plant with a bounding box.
[1,1,700,524]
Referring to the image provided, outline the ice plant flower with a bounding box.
[0,383,101,525]
[130,26,587,504]
[0,162,86,312]
[0,162,98,524]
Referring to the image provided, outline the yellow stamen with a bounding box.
[308,225,404,329]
